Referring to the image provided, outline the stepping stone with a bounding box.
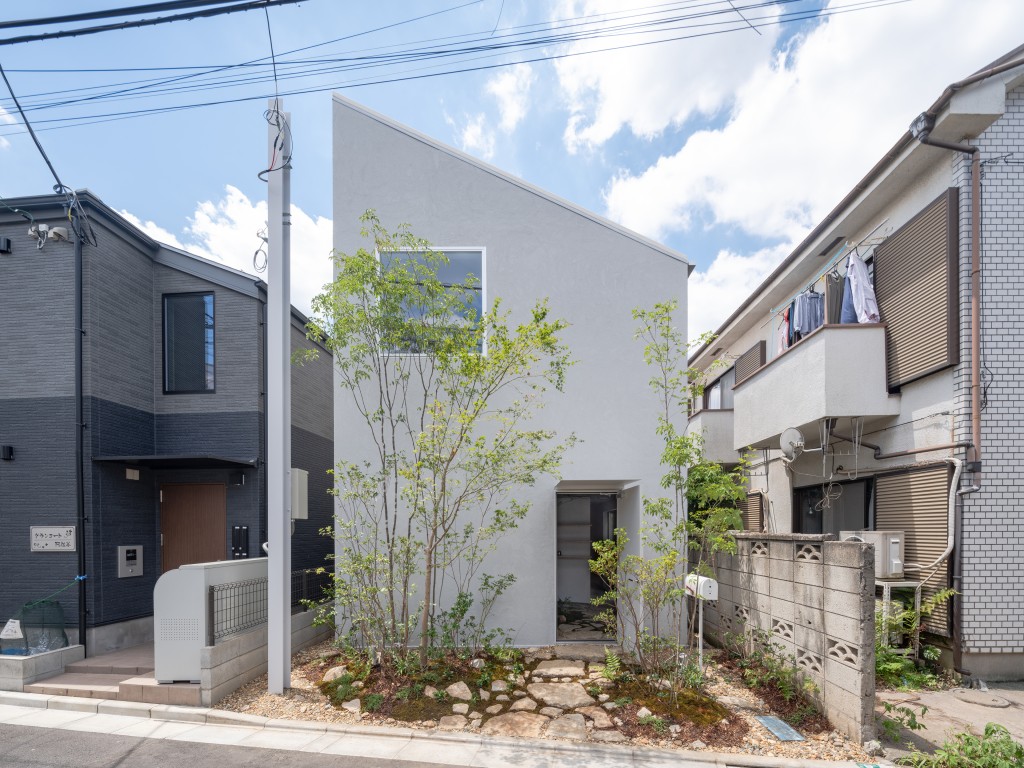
[439,715,468,730]
[539,707,563,717]
[485,704,503,715]
[446,681,473,701]
[527,682,596,709]
[452,703,469,715]
[495,694,510,702]
[478,689,490,701]
[510,698,537,711]
[481,712,548,738]
[342,698,360,714]
[491,680,509,692]
[546,713,587,740]
[577,705,613,729]
[533,659,586,678]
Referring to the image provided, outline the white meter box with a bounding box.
[685,573,718,600]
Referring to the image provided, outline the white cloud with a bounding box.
[554,0,782,153]
[600,0,1024,243]
[688,243,789,339]
[445,111,496,160]
[486,64,536,133]
[0,107,14,150]
[121,185,332,317]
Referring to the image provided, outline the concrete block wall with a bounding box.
[705,532,875,742]
[199,609,332,706]
[0,645,85,692]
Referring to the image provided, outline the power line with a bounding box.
[0,0,306,47]
[0,63,66,192]
[0,1,249,31]
[4,0,809,115]
[0,0,908,137]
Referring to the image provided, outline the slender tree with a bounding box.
[306,211,575,664]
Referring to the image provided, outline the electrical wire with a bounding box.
[0,1,250,31]
[0,0,306,47]
[0,0,908,138]
[3,0,891,116]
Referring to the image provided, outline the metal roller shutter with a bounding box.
[734,340,766,385]
[874,188,959,390]
[874,465,951,636]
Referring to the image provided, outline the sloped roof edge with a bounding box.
[332,93,692,273]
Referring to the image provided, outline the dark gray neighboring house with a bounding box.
[0,191,333,653]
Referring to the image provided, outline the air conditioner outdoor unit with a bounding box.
[841,530,905,579]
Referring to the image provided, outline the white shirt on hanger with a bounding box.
[846,254,880,323]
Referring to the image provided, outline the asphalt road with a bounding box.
[0,724,444,768]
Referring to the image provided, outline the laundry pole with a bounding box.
[267,98,292,694]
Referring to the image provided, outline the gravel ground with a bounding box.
[213,641,872,763]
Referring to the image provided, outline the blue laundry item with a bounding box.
[841,273,859,323]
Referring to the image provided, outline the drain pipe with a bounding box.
[74,222,87,656]
[909,113,984,680]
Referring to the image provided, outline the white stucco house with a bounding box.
[687,45,1024,680]
[330,94,691,647]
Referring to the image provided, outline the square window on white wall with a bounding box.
[380,248,485,353]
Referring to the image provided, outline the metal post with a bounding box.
[698,598,704,674]
[267,98,292,694]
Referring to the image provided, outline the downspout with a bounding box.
[74,224,87,655]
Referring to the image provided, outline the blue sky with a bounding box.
[3,1,1023,335]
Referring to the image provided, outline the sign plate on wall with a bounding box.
[30,526,76,552]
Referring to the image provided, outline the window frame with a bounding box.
[377,246,487,356]
[792,477,872,536]
[162,291,216,395]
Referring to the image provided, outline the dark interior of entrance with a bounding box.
[555,493,616,641]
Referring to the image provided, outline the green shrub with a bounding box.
[363,693,384,713]
[897,723,1024,767]
[638,714,668,734]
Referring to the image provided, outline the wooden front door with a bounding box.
[160,483,227,573]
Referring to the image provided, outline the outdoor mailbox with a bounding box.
[685,573,718,600]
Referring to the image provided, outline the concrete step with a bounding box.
[118,676,201,706]
[24,672,124,700]
[64,659,154,675]
[24,671,200,706]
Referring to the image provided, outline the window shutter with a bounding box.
[874,188,959,389]
[874,465,951,636]
[739,492,764,532]
[733,341,766,385]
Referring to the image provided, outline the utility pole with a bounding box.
[267,98,292,694]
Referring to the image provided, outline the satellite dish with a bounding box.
[780,427,805,461]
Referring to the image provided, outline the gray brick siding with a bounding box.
[953,83,1024,656]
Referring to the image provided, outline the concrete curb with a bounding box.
[0,690,894,767]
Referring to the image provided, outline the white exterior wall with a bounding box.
[331,96,688,646]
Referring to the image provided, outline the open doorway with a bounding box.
[555,493,616,641]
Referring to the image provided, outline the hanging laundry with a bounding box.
[792,289,824,340]
[826,271,845,325]
[844,253,880,323]
[840,273,859,323]
[778,306,791,354]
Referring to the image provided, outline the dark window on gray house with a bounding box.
[163,292,215,393]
